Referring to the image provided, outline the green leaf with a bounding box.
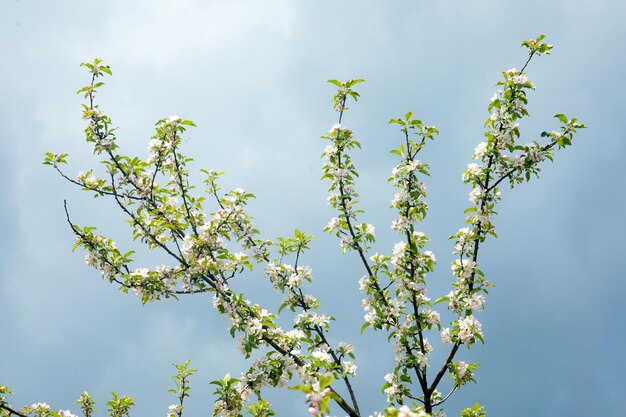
[360,321,370,334]
[348,78,365,86]
[554,113,568,123]
[180,119,197,127]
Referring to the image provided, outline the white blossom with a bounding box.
[343,361,357,375]
[473,141,487,158]
[181,235,194,257]
[165,115,181,125]
[469,187,483,204]
[467,294,485,311]
[456,361,469,379]
[441,327,452,345]
[458,315,483,344]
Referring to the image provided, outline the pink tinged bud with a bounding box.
[308,407,318,415]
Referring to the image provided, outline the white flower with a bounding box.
[391,217,408,232]
[397,405,426,417]
[456,361,469,379]
[323,144,337,157]
[311,314,330,327]
[526,143,545,163]
[223,195,237,205]
[358,276,368,292]
[512,74,529,85]
[166,197,179,207]
[343,361,357,375]
[467,294,485,311]
[167,404,182,417]
[329,123,342,134]
[233,252,246,261]
[463,163,481,182]
[390,192,408,208]
[246,318,263,336]
[84,251,98,267]
[287,272,302,288]
[406,160,422,172]
[468,187,483,204]
[473,141,487,158]
[326,217,340,231]
[457,315,483,344]
[265,262,279,279]
[337,342,354,354]
[148,138,162,153]
[181,235,194,257]
[423,309,440,327]
[285,329,305,341]
[391,242,407,267]
[422,250,436,264]
[165,115,180,124]
[451,259,476,280]
[441,327,451,345]
[312,349,332,363]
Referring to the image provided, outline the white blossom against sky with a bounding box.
[1,1,625,416]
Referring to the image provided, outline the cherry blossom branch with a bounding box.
[64,200,132,288]
[53,164,143,201]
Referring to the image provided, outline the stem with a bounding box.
[54,165,143,201]
[427,52,541,410]
[64,200,132,288]
[177,375,186,417]
[292,245,360,415]
[334,95,429,404]
[487,137,562,193]
[172,143,199,237]
[402,129,429,395]
[109,173,187,265]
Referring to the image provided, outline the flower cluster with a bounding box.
[322,121,369,253]
[167,404,182,417]
[75,392,95,417]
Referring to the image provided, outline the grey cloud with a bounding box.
[1,1,624,417]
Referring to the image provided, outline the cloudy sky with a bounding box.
[1,1,625,416]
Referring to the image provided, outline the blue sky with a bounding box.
[1,1,625,416]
